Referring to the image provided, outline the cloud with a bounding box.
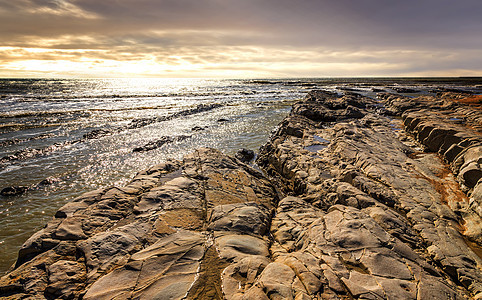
[0,0,99,18]
[3,0,482,47]
[0,0,481,77]
[1,43,481,78]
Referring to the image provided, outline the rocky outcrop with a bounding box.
[379,92,482,244]
[0,148,278,299]
[1,177,61,197]
[1,90,481,299]
[235,149,255,163]
[257,91,482,299]
[132,135,191,152]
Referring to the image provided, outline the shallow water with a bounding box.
[0,77,480,272]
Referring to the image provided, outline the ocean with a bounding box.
[0,77,480,272]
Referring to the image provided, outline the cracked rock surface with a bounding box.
[1,90,481,299]
[257,90,482,299]
[0,148,278,299]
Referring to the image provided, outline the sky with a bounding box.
[0,0,481,78]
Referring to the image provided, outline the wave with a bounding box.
[0,141,76,167]
[0,133,56,147]
[0,110,91,119]
[2,88,299,104]
[83,103,224,139]
[0,123,64,132]
[4,91,250,101]
[0,103,224,168]
[0,104,197,119]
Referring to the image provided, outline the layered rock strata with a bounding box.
[379,92,482,243]
[257,91,482,299]
[1,90,481,299]
[0,148,279,299]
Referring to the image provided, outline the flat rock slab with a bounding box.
[0,149,277,299]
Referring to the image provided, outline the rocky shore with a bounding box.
[1,90,481,299]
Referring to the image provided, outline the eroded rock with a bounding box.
[257,90,482,299]
[1,148,277,299]
[1,90,481,300]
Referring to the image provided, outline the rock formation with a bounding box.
[1,90,481,299]
[257,90,482,299]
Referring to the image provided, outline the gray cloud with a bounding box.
[0,0,481,76]
[2,0,481,46]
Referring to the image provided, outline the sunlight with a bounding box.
[0,50,264,78]
[2,44,480,78]
[1,57,198,78]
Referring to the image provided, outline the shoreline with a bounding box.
[1,87,482,299]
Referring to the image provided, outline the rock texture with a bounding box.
[257,90,482,299]
[1,90,481,299]
[0,148,278,299]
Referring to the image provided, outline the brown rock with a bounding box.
[45,260,86,298]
